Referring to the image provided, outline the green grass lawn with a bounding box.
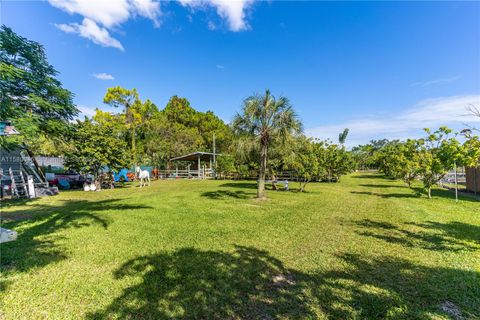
[1,173,479,319]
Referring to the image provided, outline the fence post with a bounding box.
[454,162,458,203]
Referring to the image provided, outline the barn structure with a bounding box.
[170,152,218,179]
[466,167,480,193]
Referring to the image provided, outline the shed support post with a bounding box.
[198,155,201,179]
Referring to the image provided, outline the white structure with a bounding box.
[0,228,17,243]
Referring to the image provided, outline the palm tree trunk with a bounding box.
[257,139,268,199]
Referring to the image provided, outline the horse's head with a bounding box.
[135,166,140,173]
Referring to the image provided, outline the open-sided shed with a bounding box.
[170,152,218,179]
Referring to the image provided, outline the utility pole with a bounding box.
[213,133,216,179]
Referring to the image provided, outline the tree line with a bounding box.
[352,126,480,198]
[1,25,479,200]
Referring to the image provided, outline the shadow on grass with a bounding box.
[352,174,394,180]
[406,221,480,246]
[351,187,477,202]
[201,190,252,200]
[218,182,257,189]
[355,219,480,252]
[0,197,43,209]
[351,191,420,199]
[87,246,480,319]
[1,199,153,275]
[359,183,408,189]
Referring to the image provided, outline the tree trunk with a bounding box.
[23,145,47,184]
[427,187,432,199]
[132,125,137,166]
[301,178,309,192]
[257,139,268,199]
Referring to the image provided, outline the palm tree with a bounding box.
[338,128,349,145]
[232,90,302,199]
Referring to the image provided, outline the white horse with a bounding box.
[135,166,151,187]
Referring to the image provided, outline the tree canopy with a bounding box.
[0,25,77,148]
[232,90,303,198]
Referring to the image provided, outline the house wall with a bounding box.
[0,148,22,173]
[466,167,480,192]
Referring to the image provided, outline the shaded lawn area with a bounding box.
[0,173,479,319]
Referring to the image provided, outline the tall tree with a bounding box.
[0,25,77,148]
[64,118,129,182]
[144,112,204,168]
[232,90,302,199]
[103,87,142,165]
[161,96,233,153]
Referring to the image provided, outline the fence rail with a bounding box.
[156,168,214,179]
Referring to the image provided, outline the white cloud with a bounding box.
[216,64,225,69]
[49,0,132,28]
[130,0,161,27]
[49,0,161,50]
[207,21,217,30]
[92,72,115,80]
[306,95,480,147]
[54,23,77,33]
[179,0,254,31]
[77,105,98,117]
[410,75,461,87]
[55,18,124,51]
[50,0,255,50]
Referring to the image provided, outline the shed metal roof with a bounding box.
[170,152,219,162]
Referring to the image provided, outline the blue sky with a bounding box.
[2,0,479,146]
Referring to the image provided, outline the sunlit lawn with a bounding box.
[1,173,479,319]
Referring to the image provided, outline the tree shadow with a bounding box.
[218,182,258,189]
[359,183,408,189]
[1,199,153,275]
[0,197,43,209]
[351,191,420,199]
[355,219,480,252]
[352,174,393,180]
[351,188,477,202]
[87,246,480,319]
[314,253,479,319]
[201,190,252,200]
[87,246,313,319]
[405,221,480,246]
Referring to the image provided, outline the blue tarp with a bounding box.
[113,168,129,182]
[58,179,70,190]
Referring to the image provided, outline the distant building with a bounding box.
[466,167,480,192]
[35,156,64,169]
